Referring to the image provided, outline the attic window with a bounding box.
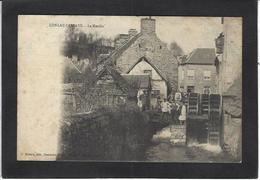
[144,70,152,77]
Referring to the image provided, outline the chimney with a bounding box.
[141,17,156,34]
[114,34,129,49]
[128,29,138,38]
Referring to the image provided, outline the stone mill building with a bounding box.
[97,17,178,108]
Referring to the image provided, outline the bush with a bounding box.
[57,105,152,161]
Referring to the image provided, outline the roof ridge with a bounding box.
[126,56,167,81]
[112,33,142,56]
[98,33,142,65]
[183,48,216,65]
[185,49,197,63]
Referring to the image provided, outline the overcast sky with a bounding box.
[59,16,223,53]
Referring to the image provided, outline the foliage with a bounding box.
[169,41,184,57]
[58,105,155,161]
[61,26,114,65]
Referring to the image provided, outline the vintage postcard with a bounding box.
[17,15,242,162]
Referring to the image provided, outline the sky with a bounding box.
[73,16,223,54]
[50,16,223,54]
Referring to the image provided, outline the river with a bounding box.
[145,125,236,162]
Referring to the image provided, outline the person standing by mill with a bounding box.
[178,102,186,125]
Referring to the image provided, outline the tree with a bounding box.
[61,26,79,58]
[169,41,184,57]
[61,27,115,68]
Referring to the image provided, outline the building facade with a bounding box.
[178,48,217,94]
[215,18,242,160]
[126,56,167,109]
[215,17,242,93]
[98,17,178,99]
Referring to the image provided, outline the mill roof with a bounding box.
[96,33,142,74]
[181,48,216,65]
[122,74,151,89]
[97,66,137,97]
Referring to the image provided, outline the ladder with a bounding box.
[208,94,222,145]
[201,94,210,115]
[187,93,200,115]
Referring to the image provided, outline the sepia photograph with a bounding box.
[17,15,242,162]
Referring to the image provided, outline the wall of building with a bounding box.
[128,60,162,80]
[223,114,242,160]
[152,80,167,98]
[114,18,178,93]
[128,60,167,98]
[219,17,242,93]
[178,64,217,94]
[116,33,178,91]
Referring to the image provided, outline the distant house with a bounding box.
[97,17,178,97]
[125,56,167,108]
[178,48,217,94]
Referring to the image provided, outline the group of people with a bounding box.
[160,93,187,125]
[136,89,187,125]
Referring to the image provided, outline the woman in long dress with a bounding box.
[178,103,186,125]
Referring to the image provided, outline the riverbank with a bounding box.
[57,106,168,161]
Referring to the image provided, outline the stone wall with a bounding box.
[116,33,178,93]
[218,17,242,93]
[223,114,242,161]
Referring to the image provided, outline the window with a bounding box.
[203,86,211,94]
[203,70,211,80]
[187,70,195,80]
[187,86,195,93]
[144,70,152,77]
